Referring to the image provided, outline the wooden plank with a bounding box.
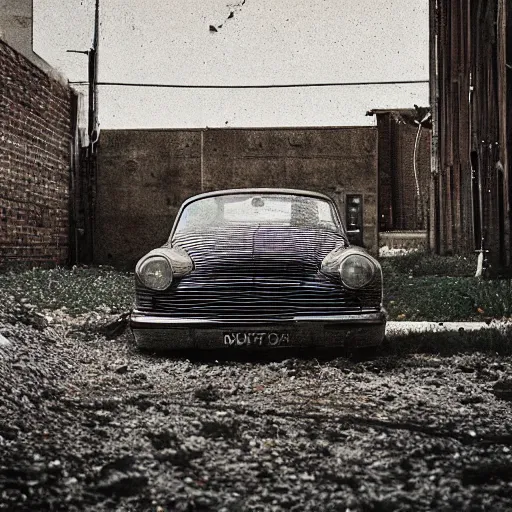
[497,0,510,265]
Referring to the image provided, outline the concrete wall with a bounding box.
[95,127,378,268]
[0,39,73,266]
[0,0,56,75]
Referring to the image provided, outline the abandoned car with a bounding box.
[130,189,386,350]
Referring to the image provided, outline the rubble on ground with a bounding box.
[1,305,512,511]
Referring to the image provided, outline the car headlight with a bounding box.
[340,254,375,289]
[138,256,173,290]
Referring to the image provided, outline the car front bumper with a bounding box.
[130,311,386,350]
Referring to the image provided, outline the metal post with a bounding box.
[65,0,99,264]
[429,0,440,252]
[84,0,100,263]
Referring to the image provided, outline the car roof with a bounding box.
[181,188,335,208]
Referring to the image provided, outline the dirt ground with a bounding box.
[1,315,512,511]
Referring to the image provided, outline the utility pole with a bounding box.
[83,0,100,263]
[67,0,100,264]
[89,0,100,147]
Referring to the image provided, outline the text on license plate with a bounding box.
[223,332,290,347]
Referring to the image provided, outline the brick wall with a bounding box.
[0,39,73,266]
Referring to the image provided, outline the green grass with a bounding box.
[381,252,477,278]
[0,266,134,317]
[381,252,512,321]
[1,253,511,323]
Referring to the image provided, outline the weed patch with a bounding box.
[0,266,134,318]
[382,253,512,321]
[2,257,511,324]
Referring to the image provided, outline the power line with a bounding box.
[68,79,429,89]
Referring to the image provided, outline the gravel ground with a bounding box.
[2,309,512,511]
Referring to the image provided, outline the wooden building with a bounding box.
[430,0,512,271]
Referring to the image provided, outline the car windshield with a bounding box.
[175,193,340,233]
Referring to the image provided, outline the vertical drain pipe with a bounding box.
[413,112,431,230]
[475,146,485,277]
[200,129,204,192]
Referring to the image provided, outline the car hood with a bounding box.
[171,225,346,275]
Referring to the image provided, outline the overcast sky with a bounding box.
[33,0,429,129]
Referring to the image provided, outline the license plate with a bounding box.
[223,332,290,347]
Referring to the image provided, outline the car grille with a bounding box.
[135,226,382,321]
[136,281,381,321]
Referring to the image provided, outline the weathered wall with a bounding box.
[392,122,431,231]
[375,111,431,232]
[431,0,512,271]
[95,127,378,267]
[94,130,201,268]
[0,0,56,74]
[0,39,73,266]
